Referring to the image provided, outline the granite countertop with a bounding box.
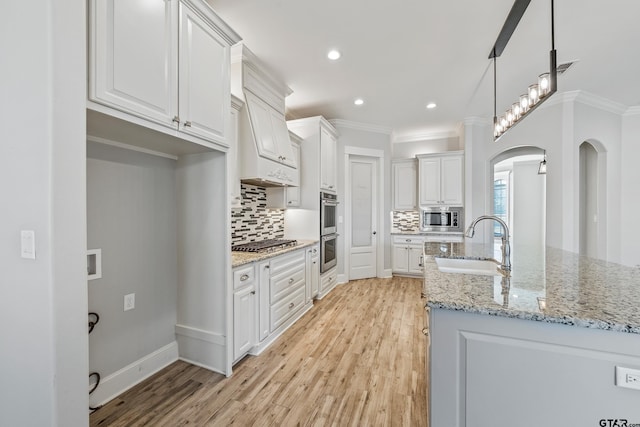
[423,242,640,334]
[232,239,318,268]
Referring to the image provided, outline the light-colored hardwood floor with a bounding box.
[90,276,427,426]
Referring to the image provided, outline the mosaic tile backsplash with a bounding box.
[231,184,284,245]
[392,210,420,232]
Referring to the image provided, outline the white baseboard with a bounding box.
[380,268,393,278]
[337,273,348,284]
[89,341,179,408]
[174,324,227,375]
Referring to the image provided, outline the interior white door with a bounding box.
[349,156,377,280]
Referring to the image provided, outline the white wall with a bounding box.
[391,136,461,159]
[0,1,88,426]
[465,91,637,266]
[620,110,640,267]
[87,142,178,380]
[512,161,545,248]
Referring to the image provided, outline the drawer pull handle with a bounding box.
[251,290,256,295]
[289,302,295,309]
[289,278,294,284]
[184,121,192,127]
[240,274,249,281]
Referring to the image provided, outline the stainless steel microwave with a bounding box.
[420,207,463,232]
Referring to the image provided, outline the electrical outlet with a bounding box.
[615,366,640,391]
[124,293,135,311]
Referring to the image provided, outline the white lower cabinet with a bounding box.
[234,245,316,361]
[232,265,256,362]
[392,235,425,275]
[319,267,338,299]
[306,244,320,300]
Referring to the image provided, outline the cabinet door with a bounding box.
[320,127,337,192]
[229,102,242,207]
[90,0,177,126]
[178,2,229,145]
[393,160,417,210]
[440,155,464,205]
[392,244,409,273]
[286,142,301,207]
[306,245,320,299]
[408,245,424,274]
[419,157,442,205]
[233,285,255,360]
[257,261,270,342]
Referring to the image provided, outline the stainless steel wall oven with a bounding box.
[320,233,337,273]
[320,192,338,236]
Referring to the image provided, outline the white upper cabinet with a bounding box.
[392,159,417,210]
[320,126,337,192]
[418,152,464,206]
[89,0,240,148]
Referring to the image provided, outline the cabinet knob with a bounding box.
[289,302,295,309]
[406,238,411,242]
[422,328,429,336]
[250,290,256,295]
[264,265,270,269]
[172,116,180,124]
[184,121,192,127]
[289,278,294,284]
[372,231,377,235]
[240,274,249,281]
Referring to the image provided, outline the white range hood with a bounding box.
[231,44,299,187]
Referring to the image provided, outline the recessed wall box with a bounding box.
[87,249,102,280]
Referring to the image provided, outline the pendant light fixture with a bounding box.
[538,150,547,174]
[491,0,557,141]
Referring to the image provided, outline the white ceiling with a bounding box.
[207,0,640,141]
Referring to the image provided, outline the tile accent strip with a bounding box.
[392,210,420,232]
[231,184,284,245]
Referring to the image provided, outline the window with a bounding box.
[493,178,508,237]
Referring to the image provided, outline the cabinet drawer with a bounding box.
[270,263,305,304]
[270,249,305,274]
[270,286,305,332]
[392,235,424,245]
[233,265,255,290]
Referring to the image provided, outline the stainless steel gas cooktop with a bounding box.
[231,239,298,253]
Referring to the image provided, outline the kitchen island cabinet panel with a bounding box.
[430,308,640,426]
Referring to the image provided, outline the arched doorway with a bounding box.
[490,146,546,249]
[579,140,607,258]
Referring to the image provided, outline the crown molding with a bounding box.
[463,116,492,127]
[623,106,640,116]
[328,119,392,135]
[545,90,628,115]
[392,130,459,144]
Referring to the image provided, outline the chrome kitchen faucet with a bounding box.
[465,215,511,273]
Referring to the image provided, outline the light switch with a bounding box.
[21,230,36,259]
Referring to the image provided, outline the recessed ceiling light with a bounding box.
[327,50,341,60]
[354,98,364,106]
[426,102,437,109]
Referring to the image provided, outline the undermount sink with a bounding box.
[435,257,504,276]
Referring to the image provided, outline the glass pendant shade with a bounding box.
[538,72,550,96]
[538,151,547,174]
[512,102,521,119]
[528,84,539,104]
[520,94,529,113]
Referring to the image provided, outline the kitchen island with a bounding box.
[423,242,640,426]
